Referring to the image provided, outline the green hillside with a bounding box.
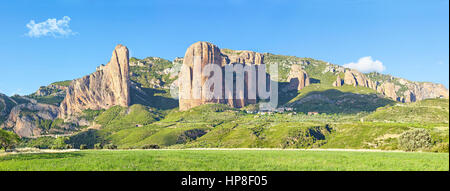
[364,98,449,123]
[36,101,445,153]
[285,84,395,114]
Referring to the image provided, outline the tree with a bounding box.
[399,129,432,151]
[51,137,68,150]
[0,129,20,152]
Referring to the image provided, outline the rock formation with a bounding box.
[332,76,342,87]
[3,101,60,137]
[406,82,449,101]
[343,69,376,89]
[376,82,397,100]
[337,68,448,102]
[178,42,266,111]
[222,49,265,106]
[59,44,130,117]
[287,64,310,91]
[0,93,17,122]
[402,90,415,103]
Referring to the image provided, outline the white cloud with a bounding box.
[343,56,386,73]
[437,61,448,66]
[26,16,76,38]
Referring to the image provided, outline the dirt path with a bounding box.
[178,148,409,153]
[0,149,80,157]
[0,147,416,157]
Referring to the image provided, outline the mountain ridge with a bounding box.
[0,42,448,139]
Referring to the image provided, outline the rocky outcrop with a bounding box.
[406,82,449,101]
[402,90,415,103]
[287,64,310,91]
[59,45,130,117]
[376,82,397,100]
[343,69,376,89]
[178,42,266,111]
[0,93,17,122]
[222,49,265,106]
[374,81,448,103]
[178,42,225,111]
[3,102,60,137]
[337,68,448,102]
[333,76,342,87]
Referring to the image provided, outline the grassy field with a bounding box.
[0,150,448,171]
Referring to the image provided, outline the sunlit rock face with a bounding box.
[59,44,131,117]
[178,41,266,111]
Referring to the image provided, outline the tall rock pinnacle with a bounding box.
[59,44,130,117]
[178,41,265,111]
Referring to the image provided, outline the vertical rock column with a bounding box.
[59,44,130,117]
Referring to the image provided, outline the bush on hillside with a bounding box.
[141,144,160,149]
[104,144,117,149]
[79,144,87,150]
[283,125,332,148]
[398,129,432,151]
[94,143,103,149]
[431,142,449,153]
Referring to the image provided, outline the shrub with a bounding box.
[283,125,331,148]
[431,142,449,153]
[94,143,103,149]
[52,137,68,149]
[398,129,432,151]
[79,144,87,150]
[104,144,117,149]
[141,144,160,149]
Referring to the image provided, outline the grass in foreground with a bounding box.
[0,150,448,171]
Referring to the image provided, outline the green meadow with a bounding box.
[0,150,448,171]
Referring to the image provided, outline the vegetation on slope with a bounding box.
[363,98,449,123]
[129,56,175,89]
[285,84,395,114]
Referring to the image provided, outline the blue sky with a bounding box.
[0,0,448,96]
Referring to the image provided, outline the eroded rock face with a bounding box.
[222,49,265,107]
[179,42,226,111]
[344,69,376,89]
[339,68,448,102]
[287,64,310,91]
[3,102,59,137]
[402,90,415,103]
[59,45,130,117]
[406,82,449,100]
[178,42,266,111]
[0,93,17,122]
[333,76,342,87]
[376,82,397,100]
